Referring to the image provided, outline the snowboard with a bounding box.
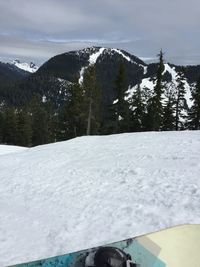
[8,224,200,267]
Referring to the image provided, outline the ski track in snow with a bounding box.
[111,49,132,62]
[78,67,86,84]
[89,48,105,65]
[110,49,146,73]
[1,131,200,266]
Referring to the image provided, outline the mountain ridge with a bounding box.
[1,46,200,109]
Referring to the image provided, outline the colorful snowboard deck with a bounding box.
[8,224,200,267]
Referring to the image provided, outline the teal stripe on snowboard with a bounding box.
[10,238,165,267]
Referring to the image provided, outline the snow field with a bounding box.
[0,131,200,266]
[0,145,27,156]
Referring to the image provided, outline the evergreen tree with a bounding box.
[29,96,49,146]
[188,76,200,129]
[57,103,70,141]
[0,109,4,143]
[66,82,85,138]
[130,83,145,131]
[82,65,101,135]
[175,69,187,130]
[44,100,58,143]
[112,62,130,133]
[162,83,175,130]
[17,109,32,147]
[3,107,18,145]
[146,50,165,131]
[162,97,175,130]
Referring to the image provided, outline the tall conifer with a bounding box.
[130,83,145,131]
[112,63,130,133]
[189,76,200,129]
[147,50,165,131]
[82,65,101,135]
[175,69,187,130]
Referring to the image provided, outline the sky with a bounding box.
[0,0,200,66]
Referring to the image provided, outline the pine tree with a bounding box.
[44,100,58,143]
[188,76,200,129]
[175,69,187,130]
[3,107,18,145]
[130,83,145,131]
[57,82,85,140]
[162,83,175,130]
[57,103,69,141]
[29,96,49,146]
[147,50,165,131]
[82,65,101,135]
[67,82,85,137]
[17,109,32,147]
[162,97,175,130]
[0,110,4,143]
[112,62,130,133]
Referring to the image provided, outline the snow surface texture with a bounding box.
[12,60,39,73]
[0,145,27,156]
[1,131,200,266]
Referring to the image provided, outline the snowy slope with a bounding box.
[0,145,27,155]
[126,63,193,108]
[1,131,200,266]
[78,47,146,84]
[162,64,192,107]
[89,47,106,65]
[79,48,106,84]
[12,60,39,73]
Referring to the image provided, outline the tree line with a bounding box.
[0,52,200,147]
[108,51,200,133]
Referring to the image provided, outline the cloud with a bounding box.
[0,0,200,65]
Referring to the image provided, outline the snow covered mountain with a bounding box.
[0,59,38,86]
[0,131,200,266]
[1,46,147,107]
[17,47,198,128]
[12,59,39,73]
[0,61,29,84]
[1,46,200,115]
[37,46,146,101]
[32,46,200,108]
[77,47,146,84]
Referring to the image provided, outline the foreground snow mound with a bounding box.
[1,131,200,266]
[0,145,27,155]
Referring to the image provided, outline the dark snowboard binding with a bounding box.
[85,247,137,267]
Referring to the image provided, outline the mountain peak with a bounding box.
[12,59,39,73]
[67,46,147,67]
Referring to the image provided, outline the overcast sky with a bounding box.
[0,0,200,65]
